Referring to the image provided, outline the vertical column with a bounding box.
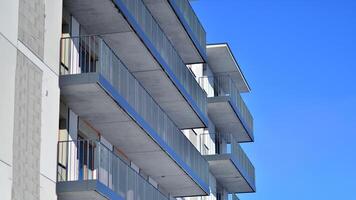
[70,17,80,74]
[68,110,78,181]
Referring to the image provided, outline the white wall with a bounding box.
[0,163,12,200]
[187,63,203,81]
[0,0,19,44]
[0,32,17,200]
[70,16,80,74]
[40,6,63,188]
[0,19,60,200]
[44,0,63,74]
[0,34,16,169]
[17,39,60,200]
[39,65,60,200]
[0,0,62,198]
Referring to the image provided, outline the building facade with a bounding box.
[0,0,255,200]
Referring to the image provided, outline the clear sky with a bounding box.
[191,0,356,199]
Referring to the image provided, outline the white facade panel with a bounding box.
[40,70,60,182]
[44,0,63,74]
[40,175,56,200]
[0,0,19,44]
[0,35,17,165]
[0,163,12,200]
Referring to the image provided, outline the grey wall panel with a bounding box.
[18,0,45,59]
[12,51,43,200]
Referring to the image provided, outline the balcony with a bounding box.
[232,194,240,200]
[143,0,207,63]
[63,0,208,129]
[59,36,209,196]
[207,44,250,93]
[198,75,254,142]
[200,134,256,193]
[57,140,169,200]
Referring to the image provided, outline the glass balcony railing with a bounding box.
[60,35,209,185]
[188,194,239,200]
[120,0,207,117]
[169,0,206,52]
[57,140,168,200]
[232,194,240,200]
[198,75,254,135]
[200,133,255,188]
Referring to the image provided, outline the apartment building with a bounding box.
[0,0,255,200]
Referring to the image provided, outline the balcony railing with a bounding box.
[231,194,240,200]
[198,75,253,134]
[60,35,209,185]
[200,133,255,187]
[57,140,168,199]
[120,0,207,116]
[169,0,206,52]
[183,194,239,200]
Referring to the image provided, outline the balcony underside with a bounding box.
[59,73,208,196]
[143,0,206,63]
[57,180,122,200]
[207,44,250,93]
[205,154,255,193]
[64,0,208,129]
[207,96,253,142]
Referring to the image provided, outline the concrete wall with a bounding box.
[12,51,43,200]
[18,0,45,58]
[0,0,62,199]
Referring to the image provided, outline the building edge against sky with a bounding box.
[0,0,255,200]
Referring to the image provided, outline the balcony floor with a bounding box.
[63,0,208,129]
[205,154,255,193]
[59,73,208,196]
[207,96,253,142]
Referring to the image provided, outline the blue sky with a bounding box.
[191,0,356,199]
